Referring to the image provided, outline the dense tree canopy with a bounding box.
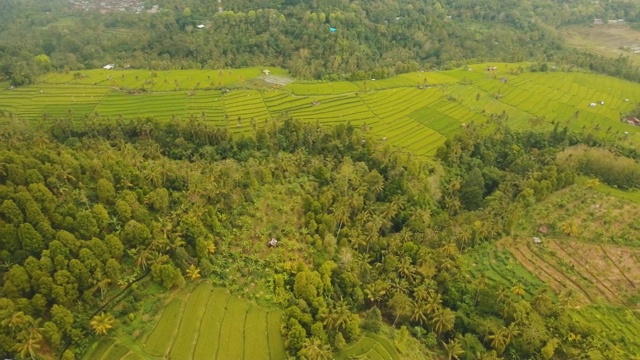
[0,115,634,359]
[3,0,640,84]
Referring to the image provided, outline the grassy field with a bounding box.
[2,64,640,156]
[83,282,285,360]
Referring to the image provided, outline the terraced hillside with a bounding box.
[2,63,640,156]
[84,282,286,360]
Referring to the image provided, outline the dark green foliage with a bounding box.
[2,0,640,82]
[0,117,634,360]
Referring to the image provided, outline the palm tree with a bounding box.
[442,338,464,360]
[364,280,388,305]
[430,307,455,335]
[298,337,332,360]
[511,283,525,297]
[14,325,42,360]
[424,291,443,316]
[486,326,509,354]
[474,275,488,305]
[410,301,429,325]
[90,312,115,335]
[389,292,412,326]
[560,220,578,237]
[326,301,351,331]
[504,322,520,345]
[186,264,201,280]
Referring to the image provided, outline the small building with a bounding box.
[486,66,497,71]
[538,225,549,234]
[532,237,542,244]
[196,24,205,29]
[262,69,271,75]
[599,101,605,105]
[594,18,603,25]
[268,238,278,247]
[103,64,115,70]
[590,102,597,107]
[500,77,508,83]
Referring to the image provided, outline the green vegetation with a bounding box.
[1,106,639,359]
[3,65,640,157]
[3,0,640,358]
[85,282,285,359]
[336,333,400,360]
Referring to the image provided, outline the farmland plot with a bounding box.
[5,64,640,155]
[84,282,285,360]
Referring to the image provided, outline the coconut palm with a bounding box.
[410,301,429,325]
[389,292,412,326]
[299,337,332,360]
[90,312,115,335]
[430,307,455,335]
[186,264,201,280]
[442,338,464,360]
[511,283,525,297]
[560,220,578,236]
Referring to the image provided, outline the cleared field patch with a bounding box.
[504,234,640,307]
[563,25,640,66]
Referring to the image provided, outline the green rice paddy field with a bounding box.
[2,63,640,156]
[84,282,286,360]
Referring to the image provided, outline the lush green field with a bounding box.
[2,64,640,156]
[83,282,285,360]
[336,333,401,360]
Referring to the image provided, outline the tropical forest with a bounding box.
[0,0,639,360]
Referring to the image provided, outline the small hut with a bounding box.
[532,237,542,244]
[268,238,278,247]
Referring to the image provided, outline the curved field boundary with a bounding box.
[336,333,400,360]
[84,338,115,359]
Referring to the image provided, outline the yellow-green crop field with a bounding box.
[2,63,640,156]
[84,282,286,360]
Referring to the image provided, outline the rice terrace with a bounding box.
[83,282,286,360]
[2,63,640,157]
